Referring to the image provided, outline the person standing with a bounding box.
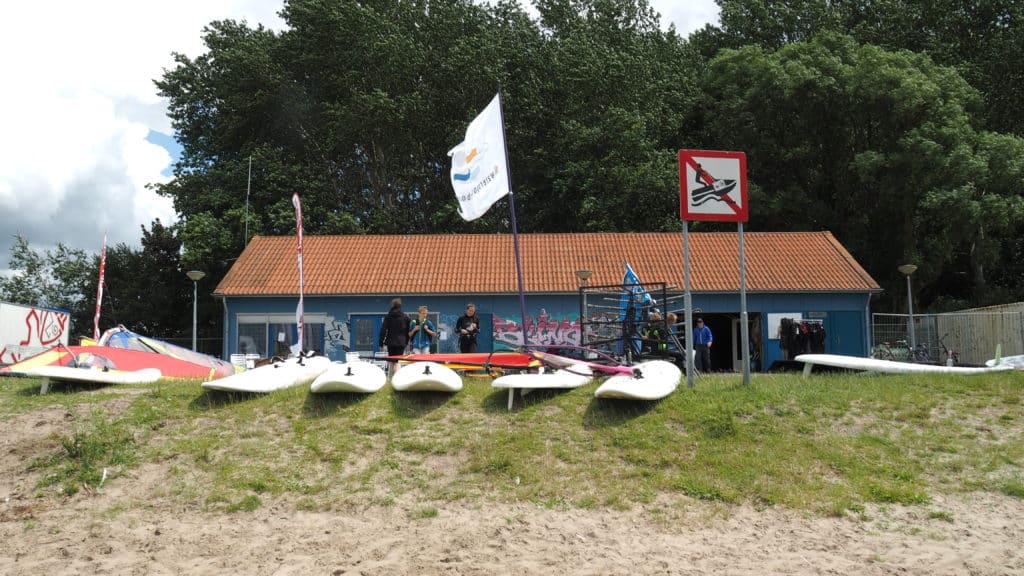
[379,297,410,375]
[456,303,481,353]
[408,305,436,355]
[693,317,713,373]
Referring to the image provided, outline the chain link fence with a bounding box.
[872,308,1024,366]
[156,337,224,359]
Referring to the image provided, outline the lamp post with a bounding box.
[575,269,592,351]
[186,270,206,351]
[897,264,917,357]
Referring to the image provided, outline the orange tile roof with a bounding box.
[213,232,880,297]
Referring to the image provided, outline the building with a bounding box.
[213,232,881,371]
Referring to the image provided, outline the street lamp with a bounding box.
[575,269,592,351]
[897,264,917,357]
[186,270,206,351]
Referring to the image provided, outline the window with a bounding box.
[237,314,325,357]
[238,323,267,356]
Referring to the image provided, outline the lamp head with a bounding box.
[575,269,592,282]
[897,264,917,276]
[186,270,206,282]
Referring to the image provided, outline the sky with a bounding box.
[0,0,719,268]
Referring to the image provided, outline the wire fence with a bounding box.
[156,337,224,359]
[871,311,1024,366]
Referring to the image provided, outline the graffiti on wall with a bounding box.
[1,308,70,365]
[494,309,583,349]
[437,314,460,353]
[325,317,351,357]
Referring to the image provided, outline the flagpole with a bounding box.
[497,87,529,349]
[93,230,107,340]
[244,155,252,247]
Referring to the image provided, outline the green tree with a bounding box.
[523,0,704,232]
[154,0,705,270]
[696,0,1024,136]
[0,234,95,333]
[76,220,196,342]
[700,33,1024,308]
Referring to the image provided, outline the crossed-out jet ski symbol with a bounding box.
[691,163,738,207]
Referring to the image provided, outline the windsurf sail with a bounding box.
[620,264,656,358]
[97,325,236,378]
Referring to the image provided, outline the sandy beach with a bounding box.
[3,399,1023,575]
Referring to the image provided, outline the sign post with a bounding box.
[678,150,751,386]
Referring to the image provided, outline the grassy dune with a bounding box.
[3,370,1022,517]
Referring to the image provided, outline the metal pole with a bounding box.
[906,274,916,353]
[738,222,750,386]
[244,155,252,246]
[682,222,694,388]
[192,279,198,351]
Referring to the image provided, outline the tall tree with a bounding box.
[0,234,95,333]
[77,220,194,341]
[700,33,1024,308]
[696,0,1024,136]
[524,0,704,232]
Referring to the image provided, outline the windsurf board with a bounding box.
[201,355,331,393]
[28,366,162,394]
[796,354,1015,376]
[311,359,387,394]
[986,354,1024,369]
[492,364,593,410]
[593,360,680,400]
[390,361,462,392]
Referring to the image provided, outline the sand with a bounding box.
[2,400,1023,575]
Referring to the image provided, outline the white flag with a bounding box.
[448,93,510,221]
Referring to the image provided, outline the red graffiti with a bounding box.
[19,309,69,347]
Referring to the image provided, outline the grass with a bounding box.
[2,370,1022,515]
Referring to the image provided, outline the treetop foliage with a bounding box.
[9,0,1016,333]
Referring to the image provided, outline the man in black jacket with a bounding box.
[380,298,410,375]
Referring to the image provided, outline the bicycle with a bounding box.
[871,340,910,361]
[937,333,959,366]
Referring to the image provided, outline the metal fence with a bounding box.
[872,311,1024,366]
[156,337,224,359]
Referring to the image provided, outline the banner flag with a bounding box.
[93,230,107,340]
[291,193,305,356]
[448,93,510,221]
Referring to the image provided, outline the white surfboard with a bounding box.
[492,364,593,410]
[201,355,331,393]
[796,353,1015,375]
[986,354,1024,369]
[310,359,387,393]
[390,361,462,392]
[28,366,162,394]
[593,360,680,400]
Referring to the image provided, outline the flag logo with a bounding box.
[449,94,510,221]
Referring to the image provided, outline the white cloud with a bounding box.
[0,0,717,270]
[0,0,285,265]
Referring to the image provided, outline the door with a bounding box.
[825,311,866,357]
[350,313,387,356]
